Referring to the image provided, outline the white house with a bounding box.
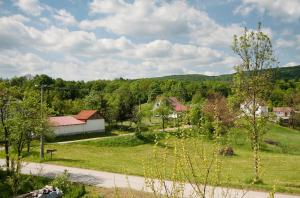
[49,110,105,136]
[240,100,268,117]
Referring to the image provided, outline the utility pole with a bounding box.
[40,85,45,159]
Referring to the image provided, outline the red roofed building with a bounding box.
[153,96,188,118]
[273,107,294,121]
[49,110,105,136]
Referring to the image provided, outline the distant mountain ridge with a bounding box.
[150,65,300,81]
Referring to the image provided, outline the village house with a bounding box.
[153,97,188,118]
[273,107,294,121]
[240,100,268,117]
[49,110,105,136]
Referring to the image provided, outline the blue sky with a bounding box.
[0,0,299,80]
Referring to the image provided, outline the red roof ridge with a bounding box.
[74,110,98,121]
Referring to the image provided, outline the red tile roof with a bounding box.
[168,97,188,112]
[74,110,98,121]
[273,107,293,113]
[49,116,85,127]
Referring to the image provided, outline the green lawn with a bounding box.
[2,123,300,194]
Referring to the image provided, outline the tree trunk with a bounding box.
[27,140,31,154]
[3,126,10,172]
[162,117,165,132]
[40,134,44,159]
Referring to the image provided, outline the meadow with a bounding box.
[11,123,300,194]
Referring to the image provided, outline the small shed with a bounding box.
[49,110,105,136]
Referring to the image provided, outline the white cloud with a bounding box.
[275,35,300,49]
[81,0,270,48]
[14,0,44,16]
[0,2,248,80]
[283,62,299,67]
[54,9,77,26]
[235,0,300,22]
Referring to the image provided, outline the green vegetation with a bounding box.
[150,65,300,82]
[8,123,299,194]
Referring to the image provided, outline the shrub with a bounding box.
[51,170,72,193]
[64,184,86,198]
[219,146,234,156]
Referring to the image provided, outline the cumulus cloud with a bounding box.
[235,0,300,22]
[275,35,300,49]
[54,9,77,26]
[14,0,44,16]
[0,14,239,80]
[80,0,246,47]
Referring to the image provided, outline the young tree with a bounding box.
[0,83,13,170]
[232,23,277,183]
[202,94,235,136]
[132,106,144,133]
[10,91,48,157]
[155,97,171,132]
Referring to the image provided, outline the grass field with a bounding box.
[2,123,300,194]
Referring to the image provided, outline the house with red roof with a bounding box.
[153,97,188,118]
[273,107,294,121]
[49,110,105,136]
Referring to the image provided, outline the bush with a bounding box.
[64,184,86,198]
[219,146,234,156]
[135,131,166,143]
[51,170,72,193]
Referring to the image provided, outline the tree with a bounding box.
[202,94,235,137]
[0,83,13,171]
[84,91,108,118]
[155,97,171,132]
[232,23,277,183]
[131,106,144,133]
[10,91,47,157]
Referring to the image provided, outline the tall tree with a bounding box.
[232,23,277,183]
[0,83,13,171]
[155,97,171,132]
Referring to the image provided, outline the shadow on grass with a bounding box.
[42,157,84,163]
[47,131,116,143]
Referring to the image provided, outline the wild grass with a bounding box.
[1,123,300,194]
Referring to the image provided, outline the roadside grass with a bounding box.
[84,186,155,198]
[1,123,300,194]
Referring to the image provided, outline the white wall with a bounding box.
[85,119,105,132]
[52,124,85,136]
[52,119,105,136]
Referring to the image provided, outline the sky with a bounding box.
[0,0,300,81]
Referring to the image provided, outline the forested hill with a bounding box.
[150,65,300,81]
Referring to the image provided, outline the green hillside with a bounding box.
[150,65,300,81]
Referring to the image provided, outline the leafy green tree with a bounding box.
[10,91,49,157]
[0,83,13,170]
[131,106,144,133]
[155,97,171,132]
[232,23,277,183]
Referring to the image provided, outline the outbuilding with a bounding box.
[49,110,105,136]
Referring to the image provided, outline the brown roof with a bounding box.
[273,107,293,113]
[74,110,98,121]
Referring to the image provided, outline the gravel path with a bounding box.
[0,159,299,198]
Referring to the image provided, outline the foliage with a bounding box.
[202,94,235,138]
[154,97,172,132]
[232,23,277,183]
[78,132,165,147]
[51,170,72,193]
